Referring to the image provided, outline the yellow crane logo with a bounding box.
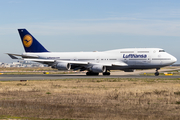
[23,35,33,47]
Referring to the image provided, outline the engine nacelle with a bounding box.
[124,69,134,72]
[55,62,71,70]
[91,65,106,73]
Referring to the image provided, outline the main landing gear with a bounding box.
[86,71,111,76]
[154,68,160,76]
[103,72,110,75]
[86,72,99,76]
[103,69,110,76]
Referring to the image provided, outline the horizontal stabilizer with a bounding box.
[6,53,39,59]
[7,54,18,59]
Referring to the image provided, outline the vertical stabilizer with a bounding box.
[18,29,49,52]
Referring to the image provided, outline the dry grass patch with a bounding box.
[0,67,75,75]
[0,67,54,71]
[0,78,180,119]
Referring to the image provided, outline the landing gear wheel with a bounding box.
[154,68,160,76]
[86,72,90,76]
[155,72,159,76]
[86,72,99,76]
[103,72,110,75]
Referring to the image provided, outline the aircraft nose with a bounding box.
[171,56,177,63]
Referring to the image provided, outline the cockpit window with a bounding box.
[159,50,165,52]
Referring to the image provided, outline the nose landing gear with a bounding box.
[155,68,160,76]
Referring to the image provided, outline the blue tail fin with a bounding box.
[18,29,49,52]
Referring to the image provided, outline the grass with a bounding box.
[141,72,180,76]
[0,67,75,75]
[0,78,180,119]
[2,71,74,75]
[0,67,54,71]
[140,67,180,76]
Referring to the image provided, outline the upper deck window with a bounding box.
[137,51,149,53]
[120,51,134,53]
[159,50,165,52]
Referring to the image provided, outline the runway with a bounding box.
[0,66,179,81]
[0,74,180,81]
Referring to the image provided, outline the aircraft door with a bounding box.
[123,58,128,64]
[147,55,151,64]
[96,56,100,63]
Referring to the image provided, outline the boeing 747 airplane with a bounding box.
[7,29,177,76]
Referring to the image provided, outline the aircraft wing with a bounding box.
[7,53,128,67]
[88,61,128,66]
[23,59,89,65]
[23,59,55,63]
[21,58,128,66]
[112,62,128,66]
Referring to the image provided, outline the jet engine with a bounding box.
[91,65,106,73]
[54,62,71,70]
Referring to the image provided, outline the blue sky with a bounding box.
[0,0,180,63]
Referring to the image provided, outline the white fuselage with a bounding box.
[22,48,177,70]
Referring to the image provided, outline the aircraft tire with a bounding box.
[155,72,159,76]
[86,72,99,76]
[103,72,110,75]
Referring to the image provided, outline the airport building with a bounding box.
[0,61,47,68]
